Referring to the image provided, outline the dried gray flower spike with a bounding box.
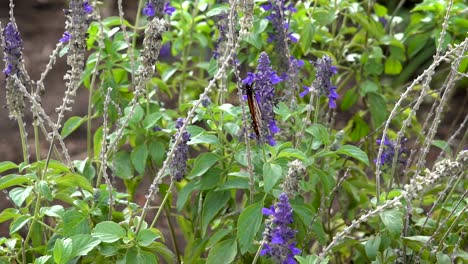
[282,159,306,197]
[2,22,25,119]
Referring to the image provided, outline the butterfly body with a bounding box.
[245,83,262,139]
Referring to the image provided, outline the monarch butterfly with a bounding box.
[244,83,262,139]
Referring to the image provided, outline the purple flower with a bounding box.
[301,56,338,109]
[170,118,191,182]
[83,1,93,13]
[2,22,23,77]
[262,1,298,44]
[375,136,407,167]
[242,52,282,146]
[164,2,176,16]
[143,3,156,17]
[261,193,300,263]
[60,32,71,43]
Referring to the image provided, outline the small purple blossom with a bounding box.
[242,52,282,146]
[143,3,156,17]
[164,2,176,16]
[301,56,338,109]
[2,22,23,77]
[83,1,93,13]
[261,193,300,263]
[60,32,71,43]
[170,118,191,182]
[375,136,407,167]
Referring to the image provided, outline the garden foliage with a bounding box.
[0,0,467,263]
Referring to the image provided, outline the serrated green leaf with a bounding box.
[69,234,100,258]
[137,228,160,247]
[53,238,73,264]
[143,112,163,129]
[131,144,148,174]
[202,191,230,236]
[9,186,33,207]
[40,205,64,218]
[188,152,220,178]
[365,235,381,260]
[336,145,369,165]
[380,208,403,238]
[207,238,237,264]
[10,215,31,234]
[61,116,86,138]
[206,5,229,17]
[305,124,330,149]
[55,173,93,192]
[0,161,17,173]
[367,92,387,127]
[33,256,51,264]
[263,163,282,193]
[0,174,36,190]
[237,202,263,254]
[0,208,19,223]
[92,221,126,243]
[113,151,134,179]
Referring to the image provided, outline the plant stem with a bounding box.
[17,116,29,165]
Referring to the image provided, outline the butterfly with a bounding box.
[244,83,262,139]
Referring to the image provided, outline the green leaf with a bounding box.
[113,151,134,179]
[10,215,31,234]
[40,205,64,218]
[360,80,379,97]
[206,229,232,248]
[33,256,51,264]
[207,238,237,264]
[176,181,199,211]
[0,174,36,190]
[436,252,451,264]
[277,148,308,161]
[38,180,54,201]
[380,208,403,238]
[62,211,90,236]
[374,3,387,16]
[0,208,19,223]
[61,116,86,138]
[9,186,33,207]
[336,145,369,165]
[53,238,73,264]
[305,124,330,149]
[188,152,220,178]
[55,173,93,192]
[384,58,402,75]
[365,235,381,260]
[402,236,430,252]
[341,88,359,111]
[367,92,387,127]
[143,112,163,129]
[219,177,249,190]
[206,5,229,17]
[300,21,315,54]
[125,104,144,125]
[149,141,165,165]
[131,144,148,174]
[70,234,100,257]
[202,191,230,236]
[93,126,103,158]
[0,161,17,173]
[137,228,160,247]
[237,202,263,254]
[263,163,282,193]
[91,221,126,243]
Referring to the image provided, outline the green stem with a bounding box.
[33,117,41,161]
[147,182,174,232]
[17,116,29,165]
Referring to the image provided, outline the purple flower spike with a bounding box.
[242,52,282,146]
[170,118,191,182]
[143,3,155,17]
[302,56,338,109]
[164,2,176,16]
[60,32,71,43]
[261,193,300,263]
[2,22,23,77]
[375,136,407,167]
